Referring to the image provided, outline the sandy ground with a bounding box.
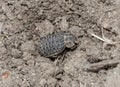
[0,0,120,87]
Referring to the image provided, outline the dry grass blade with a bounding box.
[91,33,117,45]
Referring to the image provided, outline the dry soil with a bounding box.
[0,0,120,87]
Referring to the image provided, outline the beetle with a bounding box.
[37,31,78,58]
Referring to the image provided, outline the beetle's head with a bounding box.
[64,32,78,49]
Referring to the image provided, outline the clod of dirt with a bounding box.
[60,16,69,31]
[35,56,56,77]
[59,75,73,87]
[64,50,86,76]
[71,80,80,87]
[86,44,100,57]
[11,58,24,66]
[0,22,3,33]
[0,40,7,55]
[21,40,35,52]
[2,3,16,20]
[0,14,7,22]
[35,20,54,37]
[69,26,82,37]
[105,64,120,87]
[11,48,22,58]
[22,52,34,60]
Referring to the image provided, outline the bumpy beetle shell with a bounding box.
[38,31,77,57]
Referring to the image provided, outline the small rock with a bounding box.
[2,71,10,79]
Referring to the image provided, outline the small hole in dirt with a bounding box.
[49,57,56,61]
[104,44,115,51]
[20,3,28,7]
[7,3,13,6]
[11,66,17,69]
[104,64,117,70]
[65,0,69,1]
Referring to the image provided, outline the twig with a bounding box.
[83,59,120,72]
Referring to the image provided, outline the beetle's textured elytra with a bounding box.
[38,31,78,57]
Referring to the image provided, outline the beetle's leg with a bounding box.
[54,50,67,66]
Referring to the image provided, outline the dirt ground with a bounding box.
[1,0,120,87]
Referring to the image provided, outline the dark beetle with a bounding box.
[38,31,78,58]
